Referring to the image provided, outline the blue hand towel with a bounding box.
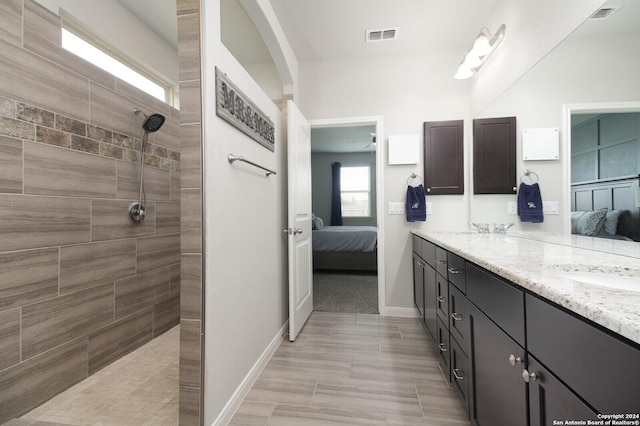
[406,184,426,222]
[517,182,543,223]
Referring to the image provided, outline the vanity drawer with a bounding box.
[466,263,524,347]
[449,283,471,355]
[526,294,640,414]
[435,246,447,277]
[412,234,422,258]
[450,337,470,417]
[447,252,466,293]
[436,272,449,324]
[436,316,451,384]
[421,239,436,267]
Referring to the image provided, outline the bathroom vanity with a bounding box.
[411,230,640,426]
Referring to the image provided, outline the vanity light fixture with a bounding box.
[454,24,506,80]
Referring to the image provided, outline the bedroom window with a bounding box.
[341,166,371,217]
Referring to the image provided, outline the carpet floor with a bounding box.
[313,271,378,314]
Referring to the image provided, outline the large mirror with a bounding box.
[470,0,640,250]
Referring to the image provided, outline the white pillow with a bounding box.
[314,216,324,230]
[572,208,608,236]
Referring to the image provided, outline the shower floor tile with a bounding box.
[20,325,179,426]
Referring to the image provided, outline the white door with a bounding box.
[286,100,313,341]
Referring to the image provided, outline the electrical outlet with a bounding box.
[507,201,517,215]
[426,202,432,215]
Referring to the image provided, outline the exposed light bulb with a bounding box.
[470,34,492,56]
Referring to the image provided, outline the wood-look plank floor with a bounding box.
[230,312,470,426]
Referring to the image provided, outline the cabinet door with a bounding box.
[473,116,516,194]
[470,305,527,426]
[423,262,437,341]
[424,120,464,195]
[449,284,470,354]
[413,252,424,319]
[528,355,598,426]
[451,337,470,417]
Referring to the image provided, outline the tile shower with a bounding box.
[0,0,181,423]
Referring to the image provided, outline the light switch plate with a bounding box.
[507,201,517,215]
[426,202,432,215]
[388,202,405,214]
[543,201,559,214]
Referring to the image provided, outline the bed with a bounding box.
[312,224,378,271]
[570,176,640,241]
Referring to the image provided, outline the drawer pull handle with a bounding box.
[509,354,523,366]
[448,267,463,275]
[436,260,446,265]
[437,296,446,303]
[451,312,463,322]
[453,368,464,380]
[416,261,424,267]
[438,343,448,352]
[522,369,538,383]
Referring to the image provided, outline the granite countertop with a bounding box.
[412,230,640,345]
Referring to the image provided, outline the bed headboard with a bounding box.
[571,176,640,237]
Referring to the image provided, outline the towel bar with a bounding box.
[228,154,276,177]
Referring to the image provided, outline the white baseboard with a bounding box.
[380,306,420,318]
[212,321,288,426]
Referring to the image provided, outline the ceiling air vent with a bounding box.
[366,27,399,43]
[589,5,623,20]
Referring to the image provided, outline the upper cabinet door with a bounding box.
[424,120,464,195]
[473,117,517,194]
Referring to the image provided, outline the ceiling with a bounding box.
[268,0,499,63]
[311,125,377,153]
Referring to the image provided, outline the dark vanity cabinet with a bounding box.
[412,236,437,340]
[411,233,640,426]
[466,264,527,426]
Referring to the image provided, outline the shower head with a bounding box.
[142,113,165,133]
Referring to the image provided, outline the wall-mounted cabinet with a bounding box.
[423,120,464,195]
[473,116,517,194]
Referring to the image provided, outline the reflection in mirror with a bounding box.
[470,0,640,257]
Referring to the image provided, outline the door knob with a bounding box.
[522,369,538,383]
[294,228,303,235]
[509,354,523,366]
[283,228,303,235]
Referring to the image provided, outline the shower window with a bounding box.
[61,26,170,104]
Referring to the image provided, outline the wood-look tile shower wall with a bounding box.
[0,1,181,422]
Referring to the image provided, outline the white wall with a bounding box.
[201,0,288,423]
[299,50,471,310]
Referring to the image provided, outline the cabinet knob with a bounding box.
[438,343,448,352]
[451,312,463,322]
[453,368,465,381]
[426,187,431,193]
[508,354,523,366]
[513,186,517,192]
[522,369,538,383]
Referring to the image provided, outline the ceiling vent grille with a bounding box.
[589,5,623,20]
[366,27,399,43]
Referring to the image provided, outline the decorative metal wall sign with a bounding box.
[215,67,275,152]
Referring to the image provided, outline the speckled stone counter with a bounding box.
[412,230,640,345]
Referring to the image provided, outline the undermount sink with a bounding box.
[560,272,640,293]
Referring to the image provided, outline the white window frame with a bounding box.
[60,13,173,105]
[340,164,372,218]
